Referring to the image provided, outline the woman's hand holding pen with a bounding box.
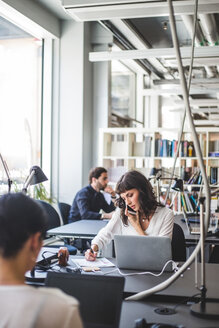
[85,245,98,261]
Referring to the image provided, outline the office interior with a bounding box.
[0,0,219,327]
[0,0,218,204]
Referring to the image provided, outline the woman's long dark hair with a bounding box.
[115,170,163,226]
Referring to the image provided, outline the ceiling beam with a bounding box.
[175,99,219,106]
[194,120,219,126]
[153,78,219,87]
[109,18,171,76]
[169,107,219,113]
[89,46,219,62]
[142,88,219,96]
[63,0,219,22]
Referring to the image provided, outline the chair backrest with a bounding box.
[36,200,61,230]
[171,223,186,262]
[45,272,124,328]
[58,202,71,225]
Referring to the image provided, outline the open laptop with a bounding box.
[114,235,173,272]
[45,272,124,328]
[182,209,216,235]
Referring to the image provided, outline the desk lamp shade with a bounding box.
[171,179,183,192]
[22,166,48,194]
[29,166,48,186]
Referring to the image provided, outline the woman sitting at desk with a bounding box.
[85,170,174,261]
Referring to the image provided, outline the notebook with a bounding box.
[114,235,173,272]
[45,272,124,328]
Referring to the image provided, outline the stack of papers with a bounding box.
[72,258,115,268]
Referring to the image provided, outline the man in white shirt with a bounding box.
[0,192,83,328]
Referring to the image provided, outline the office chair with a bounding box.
[36,200,77,255]
[58,202,71,225]
[171,223,186,262]
[36,200,61,230]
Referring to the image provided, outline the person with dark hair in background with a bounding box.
[68,167,116,222]
[85,170,174,261]
[0,193,83,328]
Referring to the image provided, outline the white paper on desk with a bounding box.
[72,258,115,268]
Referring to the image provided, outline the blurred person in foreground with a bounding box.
[0,192,83,328]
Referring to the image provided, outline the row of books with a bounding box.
[155,139,195,157]
[181,192,200,213]
[182,167,219,185]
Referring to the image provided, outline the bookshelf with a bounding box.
[99,127,219,213]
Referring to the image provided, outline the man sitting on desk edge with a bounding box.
[68,167,116,222]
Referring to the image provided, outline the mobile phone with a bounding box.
[127,205,136,216]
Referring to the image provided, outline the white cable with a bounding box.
[126,0,210,301]
[104,260,178,277]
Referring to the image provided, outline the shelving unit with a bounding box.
[99,127,219,213]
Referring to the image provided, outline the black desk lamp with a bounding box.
[0,153,12,193]
[22,166,48,194]
[171,179,183,192]
[149,168,183,204]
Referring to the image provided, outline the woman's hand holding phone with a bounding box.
[125,206,145,235]
[127,205,137,216]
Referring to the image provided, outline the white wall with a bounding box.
[0,0,60,38]
[58,20,84,204]
[58,20,94,204]
[91,23,113,166]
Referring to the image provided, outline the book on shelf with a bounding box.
[171,140,178,157]
[184,192,194,213]
[181,192,200,213]
[209,152,219,157]
[187,170,200,184]
[210,167,218,184]
[155,138,177,157]
[209,140,219,152]
[180,140,195,157]
[144,136,152,157]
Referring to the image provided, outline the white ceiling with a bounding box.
[3,0,219,125]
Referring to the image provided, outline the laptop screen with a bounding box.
[45,272,124,328]
[114,235,172,272]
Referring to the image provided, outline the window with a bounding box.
[0,16,42,193]
[110,59,136,127]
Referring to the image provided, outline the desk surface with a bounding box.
[105,259,219,300]
[120,299,219,328]
[174,215,219,245]
[26,251,219,327]
[47,215,219,244]
[47,219,108,238]
[27,252,219,301]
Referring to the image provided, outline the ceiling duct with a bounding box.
[181,14,216,78]
[198,13,219,74]
[62,0,219,21]
[100,20,165,78]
